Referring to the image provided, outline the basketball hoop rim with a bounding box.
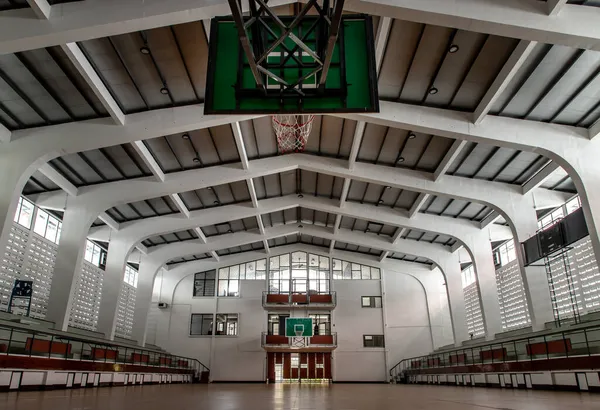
[272,114,315,129]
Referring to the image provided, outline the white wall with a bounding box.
[149,247,448,382]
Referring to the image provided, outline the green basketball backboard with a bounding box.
[285,317,313,337]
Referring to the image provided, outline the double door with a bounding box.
[267,352,331,382]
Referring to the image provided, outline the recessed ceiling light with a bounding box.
[448,44,459,53]
[378,199,384,204]
[385,186,391,189]
[213,200,220,205]
[140,46,150,55]
[228,229,233,233]
[397,157,405,163]
[428,87,438,95]
[207,187,213,191]
[408,133,416,139]
[298,224,303,228]
[160,87,169,95]
[298,193,304,198]
[192,157,200,163]
[182,133,190,140]
[365,228,370,232]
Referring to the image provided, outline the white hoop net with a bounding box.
[272,114,315,153]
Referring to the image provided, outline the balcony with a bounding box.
[262,291,336,310]
[261,332,337,352]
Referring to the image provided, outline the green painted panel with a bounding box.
[285,317,313,337]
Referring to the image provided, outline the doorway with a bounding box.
[267,352,331,383]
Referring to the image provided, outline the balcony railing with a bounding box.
[389,323,600,382]
[0,322,209,380]
[262,291,336,308]
[261,332,338,349]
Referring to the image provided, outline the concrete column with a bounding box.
[438,257,468,346]
[468,237,503,340]
[131,259,161,346]
[45,204,97,331]
[96,237,132,340]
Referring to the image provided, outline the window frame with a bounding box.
[193,270,217,297]
[363,334,385,348]
[190,313,214,336]
[215,313,239,336]
[361,296,382,308]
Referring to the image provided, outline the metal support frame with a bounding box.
[226,0,346,100]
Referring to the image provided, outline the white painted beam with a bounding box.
[392,228,407,245]
[263,239,270,254]
[590,119,600,140]
[0,124,10,143]
[98,212,120,231]
[348,122,365,170]
[473,40,537,124]
[131,141,165,182]
[136,243,148,255]
[26,0,51,19]
[39,164,78,196]
[203,19,211,41]
[434,140,467,181]
[231,122,249,170]
[343,0,600,51]
[547,0,568,15]
[374,17,392,73]
[257,215,266,235]
[247,179,259,208]
[522,161,559,194]
[194,227,208,244]
[333,214,342,235]
[379,251,389,262]
[210,251,220,261]
[480,211,501,229]
[170,193,190,218]
[329,240,336,254]
[451,242,463,253]
[339,178,351,207]
[408,193,429,218]
[60,43,125,125]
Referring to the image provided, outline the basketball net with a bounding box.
[272,114,315,153]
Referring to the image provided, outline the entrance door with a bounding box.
[267,352,331,383]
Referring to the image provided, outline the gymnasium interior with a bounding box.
[0,0,600,409]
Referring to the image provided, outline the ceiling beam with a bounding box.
[339,178,351,207]
[547,0,568,16]
[374,17,392,73]
[131,141,165,182]
[135,243,148,255]
[480,211,501,229]
[232,122,249,170]
[210,251,220,261]
[590,119,600,140]
[392,227,408,245]
[378,251,388,262]
[98,212,120,231]
[247,179,260,208]
[343,0,600,51]
[472,40,537,124]
[194,227,208,243]
[170,193,190,218]
[39,164,78,196]
[0,124,10,143]
[433,140,467,181]
[348,122,365,170]
[26,0,51,19]
[521,161,560,194]
[263,239,270,254]
[408,193,429,218]
[60,43,125,125]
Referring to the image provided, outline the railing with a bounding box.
[261,332,337,348]
[262,291,337,307]
[0,323,209,380]
[390,323,600,382]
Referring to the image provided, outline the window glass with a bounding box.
[566,196,581,215]
[363,335,385,348]
[332,259,379,280]
[190,314,213,335]
[17,198,34,229]
[34,209,49,237]
[216,314,238,336]
[194,270,216,296]
[46,217,59,243]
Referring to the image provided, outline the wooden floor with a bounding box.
[2,384,600,410]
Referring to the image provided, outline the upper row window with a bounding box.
[332,259,380,280]
[84,240,107,269]
[14,197,35,229]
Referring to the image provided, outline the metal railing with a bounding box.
[389,323,600,381]
[0,323,209,379]
[262,291,337,307]
[261,332,338,348]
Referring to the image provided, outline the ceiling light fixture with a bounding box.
[298,193,304,198]
[298,224,303,228]
[213,200,220,205]
[228,229,233,233]
[385,186,391,190]
[207,187,213,190]
[193,157,200,163]
[408,133,416,139]
[448,44,459,53]
[140,46,151,55]
[397,157,405,163]
[378,199,384,204]
[160,87,169,95]
[428,87,438,95]
[182,133,190,140]
[365,228,370,232]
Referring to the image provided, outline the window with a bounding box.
[269,252,330,294]
[309,314,331,335]
[13,197,34,229]
[461,264,476,288]
[268,313,289,335]
[33,208,62,244]
[124,265,138,287]
[361,296,382,308]
[566,196,581,215]
[83,240,107,269]
[537,195,581,231]
[190,314,213,335]
[216,313,238,336]
[363,335,385,348]
[332,259,380,280]
[493,240,517,268]
[194,270,216,296]
[218,267,240,297]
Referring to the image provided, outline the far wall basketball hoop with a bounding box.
[286,317,313,348]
